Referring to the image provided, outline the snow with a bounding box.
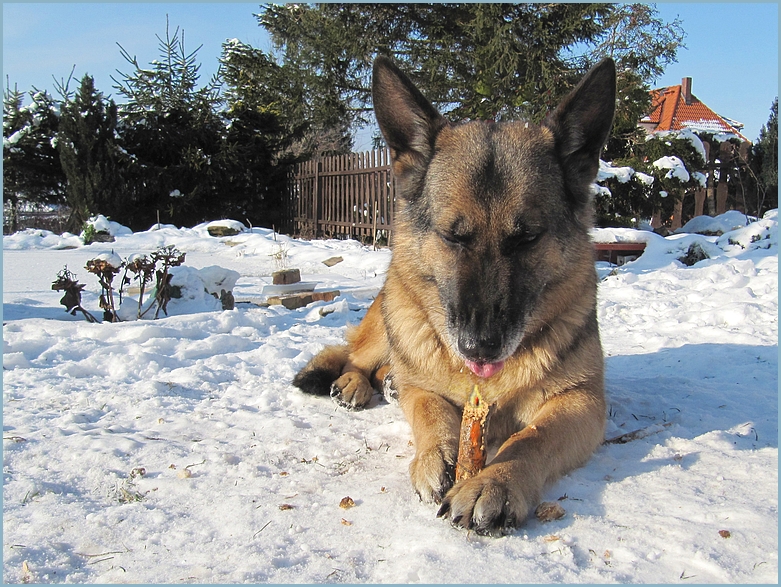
[692,171,707,188]
[91,251,123,269]
[652,155,691,182]
[597,160,635,184]
[3,128,28,148]
[596,160,655,188]
[634,171,654,186]
[677,210,753,235]
[593,161,655,200]
[680,121,740,141]
[82,215,133,239]
[651,128,708,162]
[3,212,778,583]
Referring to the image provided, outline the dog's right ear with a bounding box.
[372,56,447,176]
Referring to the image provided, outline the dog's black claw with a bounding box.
[329,383,361,411]
[436,501,450,518]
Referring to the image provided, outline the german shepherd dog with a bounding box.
[294,56,616,536]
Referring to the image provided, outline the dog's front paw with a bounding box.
[437,472,532,536]
[409,447,456,504]
[330,371,374,409]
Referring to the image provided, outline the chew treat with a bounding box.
[455,385,490,482]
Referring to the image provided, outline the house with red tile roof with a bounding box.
[641,77,749,141]
[639,77,750,228]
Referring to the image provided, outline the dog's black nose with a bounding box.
[457,331,503,363]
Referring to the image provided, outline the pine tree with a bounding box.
[216,40,297,226]
[741,97,779,216]
[256,3,684,154]
[258,4,614,129]
[642,133,706,225]
[111,18,225,229]
[595,132,707,228]
[3,84,66,232]
[58,74,125,232]
[757,98,778,200]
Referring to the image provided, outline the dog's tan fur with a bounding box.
[294,56,616,535]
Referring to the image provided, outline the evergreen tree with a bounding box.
[216,39,298,227]
[3,84,66,232]
[595,132,706,228]
[58,74,125,232]
[111,18,225,229]
[759,98,778,189]
[642,133,705,225]
[753,97,778,214]
[258,4,612,128]
[594,162,657,227]
[256,3,684,153]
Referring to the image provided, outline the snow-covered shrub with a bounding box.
[593,160,656,227]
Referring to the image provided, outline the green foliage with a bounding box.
[111,18,225,230]
[730,98,778,217]
[585,4,686,160]
[3,8,690,233]
[642,133,705,224]
[595,132,707,227]
[755,98,778,204]
[81,222,97,245]
[58,74,126,232]
[215,39,299,226]
[257,3,685,156]
[258,3,613,129]
[3,85,66,231]
[594,162,657,227]
[220,37,350,159]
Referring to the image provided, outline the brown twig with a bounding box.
[455,385,491,482]
[603,422,672,444]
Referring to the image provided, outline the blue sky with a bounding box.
[3,2,778,149]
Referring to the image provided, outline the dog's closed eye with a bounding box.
[439,230,475,249]
[502,229,543,254]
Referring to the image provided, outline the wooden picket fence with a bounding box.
[283,148,396,244]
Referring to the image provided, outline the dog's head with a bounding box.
[373,57,615,378]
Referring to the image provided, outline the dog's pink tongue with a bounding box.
[464,359,505,378]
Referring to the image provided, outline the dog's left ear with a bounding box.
[543,58,616,205]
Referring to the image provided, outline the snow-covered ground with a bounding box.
[3,212,778,584]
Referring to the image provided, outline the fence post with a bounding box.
[313,156,320,238]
